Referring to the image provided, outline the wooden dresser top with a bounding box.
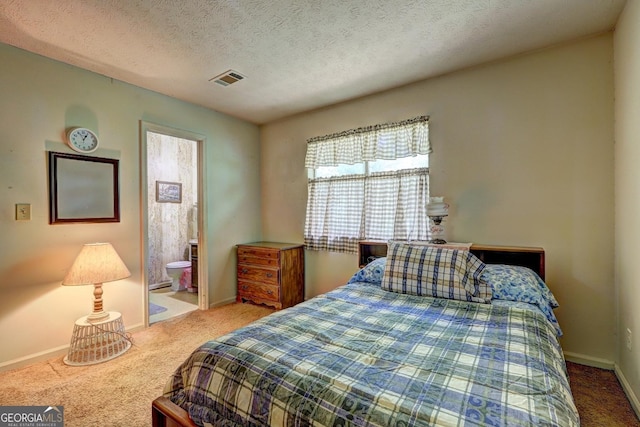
[237,241,303,250]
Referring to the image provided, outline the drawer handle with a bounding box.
[241,268,249,274]
[267,290,273,295]
[242,285,248,290]
[266,272,273,278]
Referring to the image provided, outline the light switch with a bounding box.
[16,203,31,221]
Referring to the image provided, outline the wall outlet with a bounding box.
[15,203,31,221]
[627,328,632,350]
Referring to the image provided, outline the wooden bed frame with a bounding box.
[152,244,545,427]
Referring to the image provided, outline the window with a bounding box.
[304,116,430,253]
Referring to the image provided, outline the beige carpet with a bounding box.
[1,302,638,426]
[567,361,640,426]
[0,303,273,427]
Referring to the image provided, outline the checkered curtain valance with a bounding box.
[305,116,430,168]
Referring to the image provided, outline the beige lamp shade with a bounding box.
[63,242,131,286]
[62,242,131,322]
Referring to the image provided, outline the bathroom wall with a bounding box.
[147,132,197,286]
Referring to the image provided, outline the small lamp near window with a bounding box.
[427,197,449,244]
[62,242,132,366]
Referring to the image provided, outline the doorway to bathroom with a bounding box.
[140,122,208,326]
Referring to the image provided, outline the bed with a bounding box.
[152,243,579,427]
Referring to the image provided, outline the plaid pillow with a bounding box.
[381,242,491,303]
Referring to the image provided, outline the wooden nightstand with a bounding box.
[236,242,305,310]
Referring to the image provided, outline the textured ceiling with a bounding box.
[0,0,626,124]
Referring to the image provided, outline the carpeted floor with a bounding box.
[567,361,640,426]
[0,303,273,427]
[0,302,638,426]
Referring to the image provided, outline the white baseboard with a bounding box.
[0,321,146,373]
[0,345,69,372]
[149,280,172,291]
[563,351,615,370]
[615,364,640,420]
[125,322,146,335]
[209,296,238,309]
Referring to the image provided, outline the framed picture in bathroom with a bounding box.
[156,181,182,203]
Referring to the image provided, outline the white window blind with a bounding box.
[304,116,430,253]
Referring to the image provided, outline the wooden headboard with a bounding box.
[469,244,545,280]
[358,242,545,280]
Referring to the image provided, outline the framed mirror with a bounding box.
[48,151,120,224]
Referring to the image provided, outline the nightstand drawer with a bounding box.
[237,265,279,285]
[238,281,280,302]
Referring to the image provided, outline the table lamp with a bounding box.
[427,197,449,244]
[62,242,132,365]
[62,242,131,322]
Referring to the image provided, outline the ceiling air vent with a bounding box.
[210,70,246,86]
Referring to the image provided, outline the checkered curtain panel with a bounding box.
[304,116,430,253]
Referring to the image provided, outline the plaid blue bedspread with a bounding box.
[164,282,579,426]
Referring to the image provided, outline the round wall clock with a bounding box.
[65,127,100,153]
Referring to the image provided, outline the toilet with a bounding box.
[165,261,191,292]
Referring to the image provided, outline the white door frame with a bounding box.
[139,121,209,326]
